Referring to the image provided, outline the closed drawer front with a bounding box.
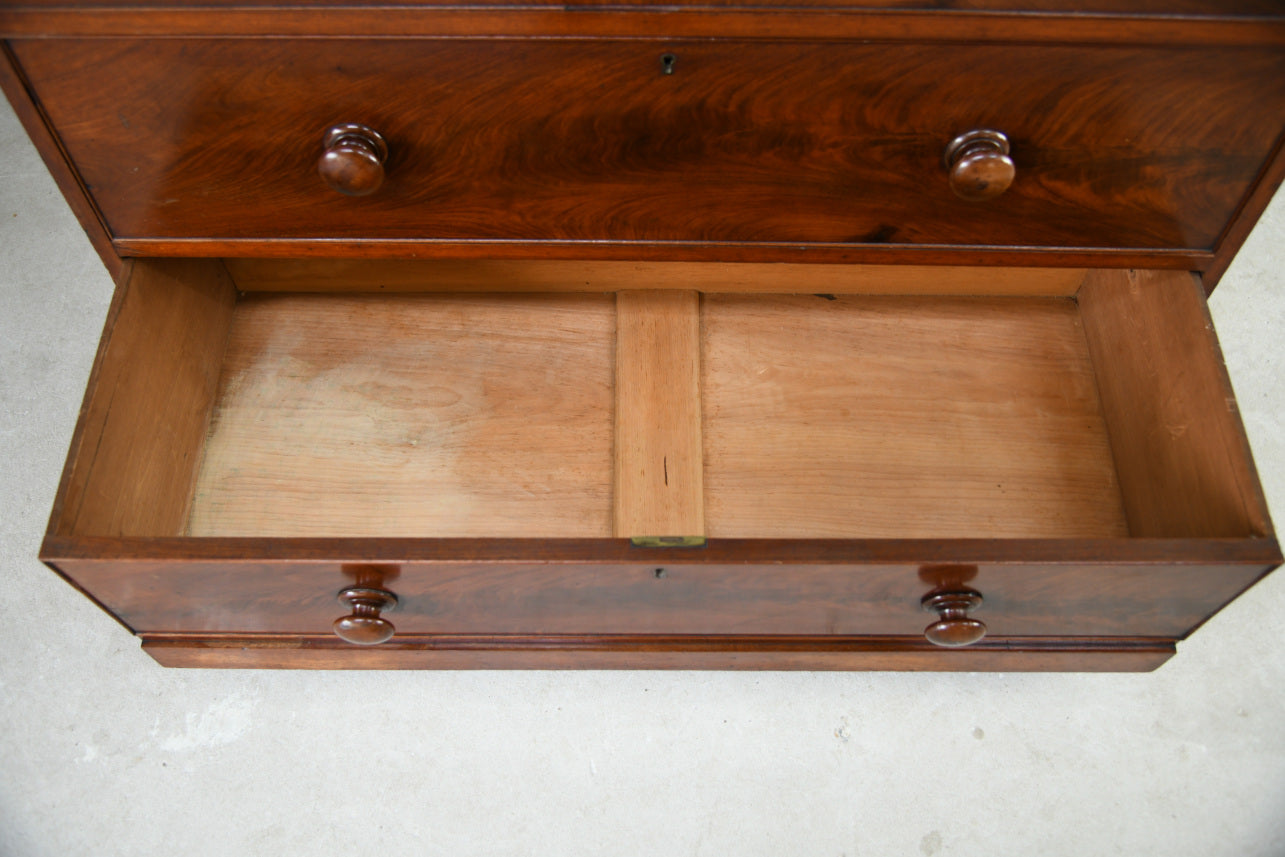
[12,38,1285,253]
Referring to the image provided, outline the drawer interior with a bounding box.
[189,291,616,538]
[50,260,1272,543]
[701,291,1124,539]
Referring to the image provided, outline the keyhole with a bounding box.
[660,53,677,75]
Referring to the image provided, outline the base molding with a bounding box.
[140,633,1176,671]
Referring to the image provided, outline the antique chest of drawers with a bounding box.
[2,0,1282,670]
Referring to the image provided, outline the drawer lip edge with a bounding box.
[40,535,1285,567]
[111,238,1217,270]
[140,631,1179,651]
[2,9,1284,46]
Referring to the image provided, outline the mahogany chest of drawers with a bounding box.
[3,0,1282,670]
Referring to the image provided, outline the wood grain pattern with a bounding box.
[1078,269,1274,538]
[40,531,1282,668]
[10,0,1281,14]
[12,39,1285,259]
[42,259,135,542]
[1205,129,1285,291]
[316,122,388,198]
[126,240,1213,269]
[44,546,1274,639]
[185,292,615,537]
[614,291,704,538]
[13,1,1282,671]
[0,43,123,280]
[2,8,1283,47]
[54,259,236,537]
[702,294,1128,538]
[139,634,1177,672]
[42,534,1281,566]
[224,259,1088,297]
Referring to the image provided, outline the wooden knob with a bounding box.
[318,123,388,196]
[922,589,987,648]
[333,586,398,645]
[945,130,1014,201]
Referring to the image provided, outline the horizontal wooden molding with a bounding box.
[115,238,1215,270]
[3,9,1284,45]
[41,535,1285,566]
[139,632,1178,671]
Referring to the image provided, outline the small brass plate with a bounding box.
[629,536,707,548]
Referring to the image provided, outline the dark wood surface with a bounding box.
[921,590,988,647]
[113,241,1216,268]
[2,7,1283,46]
[945,130,1015,203]
[140,634,1178,672]
[11,1,1285,670]
[43,543,1276,640]
[317,123,387,197]
[1206,129,1285,290]
[8,0,1280,13]
[41,534,1281,668]
[11,39,1284,263]
[0,44,124,280]
[332,586,399,644]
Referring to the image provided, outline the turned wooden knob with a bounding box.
[318,123,388,196]
[945,130,1014,201]
[922,589,987,648]
[334,586,398,645]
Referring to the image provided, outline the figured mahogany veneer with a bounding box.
[9,38,1285,267]
[5,1,1283,670]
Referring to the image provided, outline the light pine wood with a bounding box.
[186,293,615,537]
[1078,269,1273,538]
[701,293,1130,539]
[56,259,237,537]
[614,291,705,538]
[224,258,1087,297]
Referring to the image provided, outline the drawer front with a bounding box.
[13,38,1285,253]
[52,553,1271,641]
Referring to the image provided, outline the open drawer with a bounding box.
[40,259,1280,670]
